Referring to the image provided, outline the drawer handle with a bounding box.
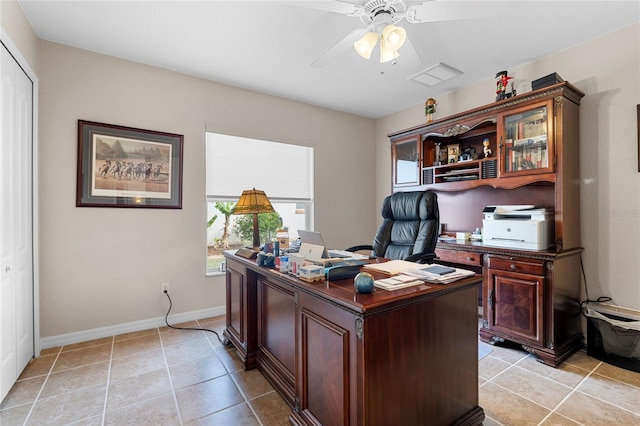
[510,264,517,270]
[466,256,474,261]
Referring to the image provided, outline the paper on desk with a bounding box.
[374,275,427,291]
[361,259,420,275]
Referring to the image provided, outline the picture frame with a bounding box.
[637,105,639,172]
[77,120,183,208]
[447,143,460,164]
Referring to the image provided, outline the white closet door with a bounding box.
[1,42,34,402]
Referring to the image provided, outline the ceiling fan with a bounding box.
[297,0,499,68]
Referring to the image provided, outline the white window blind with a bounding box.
[206,133,313,200]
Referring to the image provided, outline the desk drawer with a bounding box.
[435,249,482,267]
[487,256,545,275]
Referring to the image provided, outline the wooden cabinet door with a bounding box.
[499,100,555,177]
[294,292,354,426]
[486,268,544,345]
[257,277,296,405]
[225,264,244,345]
[392,135,421,188]
[224,259,258,369]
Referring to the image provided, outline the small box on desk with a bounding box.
[532,73,564,91]
[298,264,324,282]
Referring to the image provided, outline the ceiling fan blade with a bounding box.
[398,35,422,70]
[311,27,368,68]
[284,1,365,17]
[406,1,506,24]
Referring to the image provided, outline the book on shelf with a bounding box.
[513,134,547,146]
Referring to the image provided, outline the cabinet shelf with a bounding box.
[423,158,496,185]
[417,173,556,192]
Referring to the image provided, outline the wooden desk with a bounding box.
[223,251,484,426]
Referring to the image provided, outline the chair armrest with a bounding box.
[404,252,437,264]
[345,245,374,253]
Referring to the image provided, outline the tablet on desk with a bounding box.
[421,265,456,275]
[298,230,354,259]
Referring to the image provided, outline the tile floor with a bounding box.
[0,315,638,425]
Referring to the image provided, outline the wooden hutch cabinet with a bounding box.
[389,82,585,367]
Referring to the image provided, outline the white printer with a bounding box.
[482,205,554,251]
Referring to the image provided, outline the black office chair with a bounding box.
[347,190,439,263]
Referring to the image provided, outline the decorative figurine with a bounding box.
[434,142,441,166]
[425,98,436,122]
[495,71,513,101]
[483,138,492,158]
[460,146,475,161]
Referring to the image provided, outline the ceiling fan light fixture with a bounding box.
[381,24,406,50]
[354,31,379,59]
[379,38,399,63]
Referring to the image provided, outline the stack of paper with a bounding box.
[403,264,475,284]
[365,261,476,290]
[374,274,428,291]
[361,259,420,276]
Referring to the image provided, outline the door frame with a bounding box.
[0,27,40,356]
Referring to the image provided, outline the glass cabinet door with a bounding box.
[392,136,420,187]
[502,102,553,175]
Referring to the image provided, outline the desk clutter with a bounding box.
[245,246,476,291]
[362,260,475,290]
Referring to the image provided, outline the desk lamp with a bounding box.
[232,188,275,249]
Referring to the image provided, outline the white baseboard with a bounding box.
[39,305,226,351]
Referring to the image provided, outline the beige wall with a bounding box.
[0,1,39,73]
[34,42,375,340]
[377,24,640,311]
[4,1,639,344]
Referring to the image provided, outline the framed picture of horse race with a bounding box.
[76,120,183,208]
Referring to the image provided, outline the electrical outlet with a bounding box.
[161,283,169,295]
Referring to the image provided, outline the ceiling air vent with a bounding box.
[409,62,463,87]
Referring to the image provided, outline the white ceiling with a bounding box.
[18,0,640,119]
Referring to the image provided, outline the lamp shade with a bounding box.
[382,24,406,50]
[354,31,379,59]
[379,38,400,63]
[232,188,275,249]
[232,188,275,215]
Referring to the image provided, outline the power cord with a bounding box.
[579,253,612,317]
[163,289,228,345]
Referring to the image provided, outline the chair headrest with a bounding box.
[381,191,438,221]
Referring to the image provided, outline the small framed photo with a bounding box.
[447,143,460,164]
[76,120,183,208]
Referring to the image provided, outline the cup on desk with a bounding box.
[280,256,289,273]
[288,254,306,276]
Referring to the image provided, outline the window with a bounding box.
[206,133,314,273]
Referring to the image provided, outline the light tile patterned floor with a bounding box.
[479,340,640,425]
[1,315,638,425]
